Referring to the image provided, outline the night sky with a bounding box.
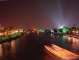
[0,0,79,29]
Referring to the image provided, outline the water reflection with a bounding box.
[45,53,53,60]
[0,34,78,60]
[0,34,46,60]
[0,44,2,59]
[52,35,79,54]
[66,36,79,54]
[71,38,79,52]
[0,39,20,60]
[11,40,16,55]
[67,37,72,43]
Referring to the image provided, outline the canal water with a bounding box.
[0,33,79,60]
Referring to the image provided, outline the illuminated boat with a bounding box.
[44,44,79,60]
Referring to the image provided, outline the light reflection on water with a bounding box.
[66,36,79,54]
[0,34,78,60]
[11,40,16,56]
[0,38,21,60]
[0,35,45,60]
[0,44,2,58]
[1,41,16,60]
[44,53,53,60]
[52,35,79,54]
[71,38,79,52]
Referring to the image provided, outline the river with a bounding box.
[0,33,79,60]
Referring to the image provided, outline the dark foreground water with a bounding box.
[0,33,79,60]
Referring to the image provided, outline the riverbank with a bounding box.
[0,33,25,44]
